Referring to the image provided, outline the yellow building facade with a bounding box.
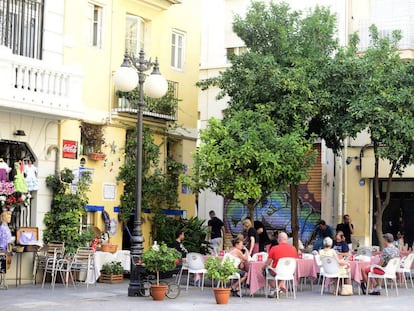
[60,0,200,250]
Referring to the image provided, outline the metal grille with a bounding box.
[0,0,44,59]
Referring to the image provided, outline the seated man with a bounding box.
[262,231,298,296]
[360,233,400,295]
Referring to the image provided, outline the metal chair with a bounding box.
[71,247,96,288]
[367,257,401,296]
[41,250,59,289]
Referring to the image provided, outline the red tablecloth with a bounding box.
[245,258,316,296]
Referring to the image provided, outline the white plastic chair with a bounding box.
[217,253,242,298]
[314,254,324,285]
[397,254,414,288]
[266,257,297,299]
[185,253,207,291]
[320,256,350,296]
[367,257,401,296]
[175,261,188,286]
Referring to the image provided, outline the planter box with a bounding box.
[99,273,123,284]
[88,152,106,161]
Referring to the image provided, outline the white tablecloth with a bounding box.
[93,250,131,281]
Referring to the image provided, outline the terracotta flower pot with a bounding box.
[150,284,168,301]
[213,287,231,304]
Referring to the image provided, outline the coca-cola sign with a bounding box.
[62,140,78,159]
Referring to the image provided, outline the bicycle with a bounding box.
[139,270,181,299]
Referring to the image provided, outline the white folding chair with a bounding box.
[314,254,324,286]
[185,253,207,291]
[367,257,401,296]
[397,254,414,288]
[266,257,297,299]
[320,256,350,296]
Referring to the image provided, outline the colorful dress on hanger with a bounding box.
[24,163,39,191]
[13,162,28,193]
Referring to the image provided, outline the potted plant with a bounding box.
[204,256,238,304]
[80,122,106,160]
[99,261,124,284]
[141,241,180,301]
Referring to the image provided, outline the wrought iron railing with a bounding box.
[115,79,179,121]
[0,0,44,59]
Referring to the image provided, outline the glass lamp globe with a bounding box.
[114,66,139,92]
[144,74,168,99]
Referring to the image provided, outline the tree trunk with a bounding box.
[290,184,299,250]
[373,142,395,250]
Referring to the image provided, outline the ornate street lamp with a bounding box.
[114,49,168,296]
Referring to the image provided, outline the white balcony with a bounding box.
[0,46,84,119]
[357,17,414,53]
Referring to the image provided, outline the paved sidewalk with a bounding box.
[2,280,414,311]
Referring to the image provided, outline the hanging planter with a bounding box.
[88,152,106,161]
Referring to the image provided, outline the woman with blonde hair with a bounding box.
[242,218,259,255]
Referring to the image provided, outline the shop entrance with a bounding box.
[372,180,414,248]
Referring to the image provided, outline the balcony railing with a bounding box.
[357,17,414,52]
[114,79,178,121]
[0,46,84,118]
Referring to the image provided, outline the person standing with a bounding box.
[254,220,270,252]
[336,214,354,250]
[242,218,259,255]
[208,210,224,255]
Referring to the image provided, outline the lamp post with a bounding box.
[114,49,167,297]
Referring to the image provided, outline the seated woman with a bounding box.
[319,237,350,292]
[333,231,350,257]
[228,236,250,297]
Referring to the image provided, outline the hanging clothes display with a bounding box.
[24,160,39,191]
[13,161,28,193]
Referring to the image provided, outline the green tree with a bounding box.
[325,25,414,245]
[196,1,337,248]
[191,109,315,222]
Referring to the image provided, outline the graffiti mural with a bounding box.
[224,183,321,246]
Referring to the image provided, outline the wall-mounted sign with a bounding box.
[62,140,78,159]
[103,183,116,200]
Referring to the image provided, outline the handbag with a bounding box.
[340,284,353,296]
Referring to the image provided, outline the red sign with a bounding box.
[62,140,78,159]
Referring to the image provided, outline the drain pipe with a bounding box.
[47,144,60,177]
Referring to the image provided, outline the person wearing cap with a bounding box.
[360,233,400,295]
[308,220,334,251]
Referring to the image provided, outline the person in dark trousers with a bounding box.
[208,210,224,255]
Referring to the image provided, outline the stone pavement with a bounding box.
[2,279,414,311]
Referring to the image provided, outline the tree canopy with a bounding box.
[326,25,414,244]
[193,109,315,219]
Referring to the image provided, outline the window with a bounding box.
[171,29,185,70]
[226,46,247,63]
[87,3,102,48]
[0,0,44,59]
[125,14,146,55]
